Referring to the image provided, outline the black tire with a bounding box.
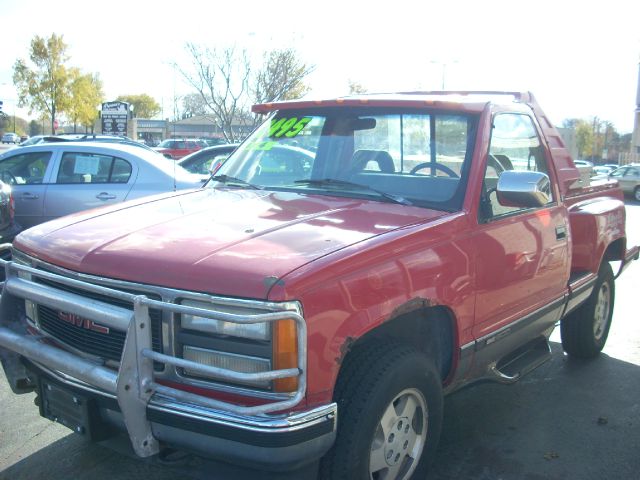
[634,186,640,202]
[319,342,443,480]
[561,262,615,358]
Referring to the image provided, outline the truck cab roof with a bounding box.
[252,91,539,114]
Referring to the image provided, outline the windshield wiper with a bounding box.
[294,178,412,206]
[210,174,262,190]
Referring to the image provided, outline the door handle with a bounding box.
[555,224,567,240]
[21,192,39,200]
[96,192,117,200]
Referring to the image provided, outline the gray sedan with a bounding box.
[609,164,640,201]
[0,142,205,230]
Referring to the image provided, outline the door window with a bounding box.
[194,153,231,174]
[0,151,52,185]
[480,114,553,220]
[609,167,627,178]
[57,153,132,184]
[111,158,133,183]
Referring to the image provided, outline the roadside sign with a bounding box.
[101,101,129,136]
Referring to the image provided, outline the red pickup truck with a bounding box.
[0,91,638,479]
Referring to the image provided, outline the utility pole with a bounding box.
[592,116,599,160]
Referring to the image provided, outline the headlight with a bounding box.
[179,298,301,392]
[182,346,271,388]
[11,251,38,324]
[181,299,270,341]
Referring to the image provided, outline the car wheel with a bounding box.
[561,262,615,358]
[634,186,640,202]
[319,343,443,480]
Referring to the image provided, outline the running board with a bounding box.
[487,337,552,384]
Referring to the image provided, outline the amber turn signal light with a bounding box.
[273,319,299,392]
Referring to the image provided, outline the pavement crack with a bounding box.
[1,422,59,464]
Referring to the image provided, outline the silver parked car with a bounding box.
[608,164,640,201]
[0,142,206,229]
[1,133,20,144]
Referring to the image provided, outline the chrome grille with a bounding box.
[35,277,162,364]
[38,305,128,361]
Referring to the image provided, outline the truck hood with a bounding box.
[14,188,445,299]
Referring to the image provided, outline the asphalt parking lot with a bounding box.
[0,198,639,480]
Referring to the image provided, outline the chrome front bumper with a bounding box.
[19,359,337,469]
[0,248,335,466]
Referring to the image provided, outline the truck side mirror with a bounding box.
[496,171,551,208]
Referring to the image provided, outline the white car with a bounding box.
[1,133,20,144]
[0,142,206,229]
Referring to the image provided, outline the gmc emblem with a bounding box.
[58,312,110,335]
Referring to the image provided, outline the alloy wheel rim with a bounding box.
[369,388,428,480]
[593,281,611,340]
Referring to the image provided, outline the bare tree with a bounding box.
[177,44,252,142]
[348,79,368,94]
[177,44,314,141]
[253,49,314,105]
[181,93,208,118]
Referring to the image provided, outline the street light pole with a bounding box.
[430,60,459,90]
[441,64,447,90]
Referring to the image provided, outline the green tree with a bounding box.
[28,119,42,136]
[562,118,579,129]
[0,113,10,135]
[575,120,593,159]
[68,70,104,133]
[617,133,632,153]
[12,33,73,134]
[0,114,27,136]
[116,94,161,119]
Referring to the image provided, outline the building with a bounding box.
[133,115,254,146]
[557,127,579,160]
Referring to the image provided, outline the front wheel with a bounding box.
[634,186,640,202]
[319,343,443,480]
[561,262,615,358]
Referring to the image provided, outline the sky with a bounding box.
[1,0,639,132]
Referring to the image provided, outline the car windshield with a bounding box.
[211,109,478,210]
[157,140,174,148]
[19,136,43,146]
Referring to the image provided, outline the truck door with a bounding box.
[472,113,570,343]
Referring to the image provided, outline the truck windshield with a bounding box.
[210,109,478,210]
